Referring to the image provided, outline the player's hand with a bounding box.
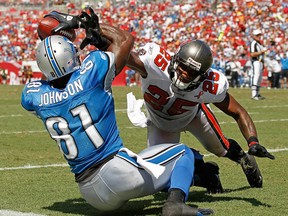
[80,27,109,50]
[248,144,275,160]
[80,27,101,50]
[79,8,108,50]
[79,7,101,33]
[44,11,81,33]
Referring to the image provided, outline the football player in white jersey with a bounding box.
[124,38,275,189]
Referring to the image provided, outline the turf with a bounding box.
[0,85,287,216]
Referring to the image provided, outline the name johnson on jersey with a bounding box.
[39,79,83,106]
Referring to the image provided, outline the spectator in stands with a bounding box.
[243,60,253,87]
[0,67,8,84]
[125,68,137,87]
[226,55,242,88]
[271,55,282,89]
[0,0,287,88]
[280,52,288,89]
[264,51,275,89]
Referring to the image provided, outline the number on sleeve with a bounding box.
[154,47,171,71]
[202,71,220,95]
[26,82,42,93]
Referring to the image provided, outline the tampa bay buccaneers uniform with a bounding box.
[138,42,230,157]
[127,40,276,189]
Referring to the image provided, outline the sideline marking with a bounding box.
[0,210,45,216]
[218,118,288,125]
[1,118,288,135]
[0,163,68,171]
[1,148,287,172]
[0,109,127,118]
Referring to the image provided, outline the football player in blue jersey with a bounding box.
[21,12,215,216]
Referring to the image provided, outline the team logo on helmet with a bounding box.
[187,57,201,71]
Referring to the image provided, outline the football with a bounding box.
[37,16,76,42]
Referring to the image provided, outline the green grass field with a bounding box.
[0,85,287,216]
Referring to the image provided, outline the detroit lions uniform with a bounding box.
[21,50,195,211]
[138,42,230,156]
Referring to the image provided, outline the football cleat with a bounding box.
[240,153,263,188]
[251,95,265,100]
[163,189,214,216]
[162,201,214,216]
[193,159,224,194]
[205,161,224,194]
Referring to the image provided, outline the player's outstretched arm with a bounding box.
[100,24,147,78]
[99,24,134,75]
[214,93,275,160]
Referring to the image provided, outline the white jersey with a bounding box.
[138,42,229,132]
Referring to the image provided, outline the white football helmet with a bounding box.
[36,35,80,81]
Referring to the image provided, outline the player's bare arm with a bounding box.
[126,51,147,77]
[214,93,275,159]
[100,24,134,75]
[100,24,147,78]
[213,93,258,140]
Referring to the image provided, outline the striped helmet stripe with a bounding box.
[44,37,63,77]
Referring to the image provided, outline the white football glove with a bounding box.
[126,92,147,128]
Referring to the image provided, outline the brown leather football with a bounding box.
[37,16,76,41]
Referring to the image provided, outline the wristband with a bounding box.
[247,136,259,147]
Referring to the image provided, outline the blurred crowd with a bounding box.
[0,0,287,87]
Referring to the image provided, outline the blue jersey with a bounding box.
[281,57,288,70]
[21,50,123,174]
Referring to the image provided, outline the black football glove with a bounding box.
[80,27,108,50]
[248,144,275,160]
[44,11,82,33]
[78,8,109,50]
[79,7,101,32]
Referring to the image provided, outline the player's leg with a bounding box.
[187,104,263,188]
[78,152,167,211]
[139,144,213,216]
[147,121,181,147]
[193,155,224,194]
[78,143,213,215]
[147,121,223,194]
[226,139,262,188]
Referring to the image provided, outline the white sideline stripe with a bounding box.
[0,163,67,171]
[0,130,46,135]
[0,210,45,216]
[0,148,287,172]
[0,109,127,118]
[255,105,288,108]
[1,104,287,118]
[0,114,23,118]
[199,148,288,157]
[218,118,288,125]
[1,118,288,135]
